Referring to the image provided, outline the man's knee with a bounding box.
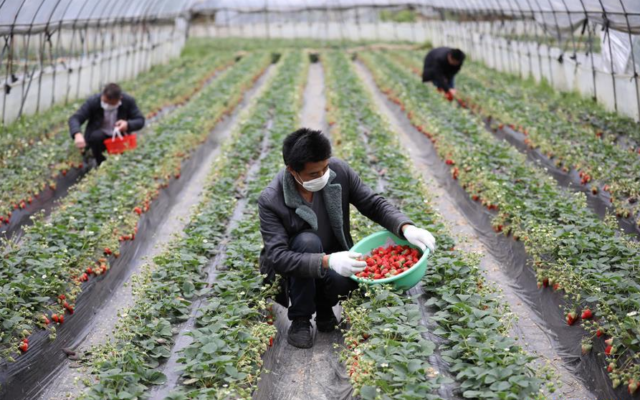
[324,270,358,299]
[289,231,323,254]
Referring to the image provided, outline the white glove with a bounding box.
[403,225,436,253]
[329,251,367,277]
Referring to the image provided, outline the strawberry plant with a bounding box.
[364,49,640,394]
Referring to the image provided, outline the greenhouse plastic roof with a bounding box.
[0,0,191,33]
[1,0,639,34]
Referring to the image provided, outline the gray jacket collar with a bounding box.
[282,169,349,250]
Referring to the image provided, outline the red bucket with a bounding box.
[104,133,137,155]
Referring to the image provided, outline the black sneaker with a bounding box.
[287,318,313,348]
[316,309,338,333]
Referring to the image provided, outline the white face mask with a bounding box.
[101,100,121,111]
[295,168,331,192]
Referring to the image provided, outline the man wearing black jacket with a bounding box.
[258,128,437,349]
[69,83,145,165]
[422,47,466,95]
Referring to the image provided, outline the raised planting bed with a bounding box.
[324,50,548,399]
[362,50,640,399]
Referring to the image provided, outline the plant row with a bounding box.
[0,51,271,362]
[0,49,237,227]
[81,50,307,400]
[363,50,640,395]
[392,50,640,227]
[324,50,547,399]
[165,50,307,400]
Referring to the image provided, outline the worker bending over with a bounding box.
[422,47,466,97]
[69,83,145,165]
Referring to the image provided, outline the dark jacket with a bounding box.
[258,158,413,303]
[68,93,145,139]
[422,47,464,91]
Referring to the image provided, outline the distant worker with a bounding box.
[69,83,145,165]
[258,128,436,349]
[422,47,466,97]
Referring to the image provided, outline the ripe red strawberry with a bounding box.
[605,345,614,356]
[86,267,93,275]
[596,328,604,337]
[81,273,88,282]
[134,207,142,215]
[566,311,577,326]
[58,294,66,301]
[542,278,549,288]
[19,342,28,352]
[58,315,64,324]
[452,167,459,180]
[104,248,112,255]
[52,314,59,323]
[581,309,593,320]
[445,159,455,165]
[269,337,274,347]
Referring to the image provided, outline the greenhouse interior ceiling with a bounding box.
[1,1,640,400]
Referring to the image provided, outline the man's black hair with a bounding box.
[450,49,465,62]
[283,128,332,172]
[102,83,122,100]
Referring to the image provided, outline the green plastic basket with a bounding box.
[349,230,430,291]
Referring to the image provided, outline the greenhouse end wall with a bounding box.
[190,20,640,122]
[1,20,187,125]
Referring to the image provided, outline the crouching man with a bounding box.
[258,128,436,349]
[69,83,145,165]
